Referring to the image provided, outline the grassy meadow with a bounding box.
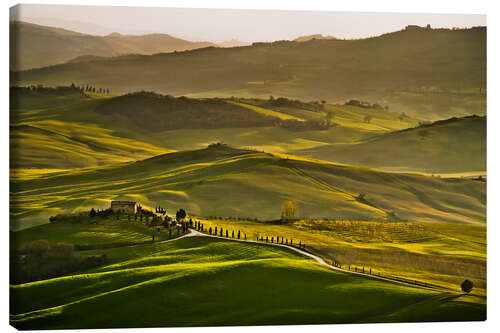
[293,116,486,173]
[10,89,427,170]
[10,144,486,230]
[10,236,485,329]
[197,218,486,295]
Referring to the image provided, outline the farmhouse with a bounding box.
[110,201,137,214]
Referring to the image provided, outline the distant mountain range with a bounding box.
[11,24,486,120]
[10,21,218,71]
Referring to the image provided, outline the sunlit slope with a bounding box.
[10,90,420,169]
[10,237,485,329]
[10,122,170,169]
[294,116,486,174]
[11,145,485,229]
[12,26,486,120]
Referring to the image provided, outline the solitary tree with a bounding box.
[90,208,96,217]
[461,280,474,293]
[176,209,187,222]
[281,200,298,221]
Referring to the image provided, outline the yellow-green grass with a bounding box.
[324,104,421,132]
[10,120,171,169]
[12,93,425,170]
[10,169,69,181]
[10,146,485,230]
[10,218,173,252]
[238,99,420,132]
[228,101,304,121]
[197,218,486,296]
[10,237,485,329]
[142,126,369,154]
[293,116,486,174]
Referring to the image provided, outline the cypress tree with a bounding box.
[226,230,229,237]
[237,230,240,239]
[232,230,234,238]
[209,227,212,235]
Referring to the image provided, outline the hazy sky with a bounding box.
[11,4,486,42]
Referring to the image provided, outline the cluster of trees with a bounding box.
[11,239,108,284]
[80,83,110,94]
[95,91,277,132]
[206,216,261,222]
[194,221,247,240]
[256,234,305,249]
[11,84,84,96]
[265,96,325,112]
[345,99,388,110]
[155,206,167,215]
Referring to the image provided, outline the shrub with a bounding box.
[461,279,473,293]
[25,240,50,256]
[48,242,74,257]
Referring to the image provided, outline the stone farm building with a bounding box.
[110,201,137,214]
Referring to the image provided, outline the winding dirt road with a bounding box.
[186,228,450,293]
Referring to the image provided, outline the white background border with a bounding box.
[2,1,497,332]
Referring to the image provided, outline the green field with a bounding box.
[293,116,486,173]
[10,236,485,329]
[10,216,177,252]
[198,218,486,295]
[10,145,486,230]
[9,20,488,329]
[11,89,426,170]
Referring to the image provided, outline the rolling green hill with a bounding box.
[10,144,486,230]
[10,236,485,329]
[10,89,421,170]
[293,116,486,174]
[10,21,217,71]
[12,26,486,120]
